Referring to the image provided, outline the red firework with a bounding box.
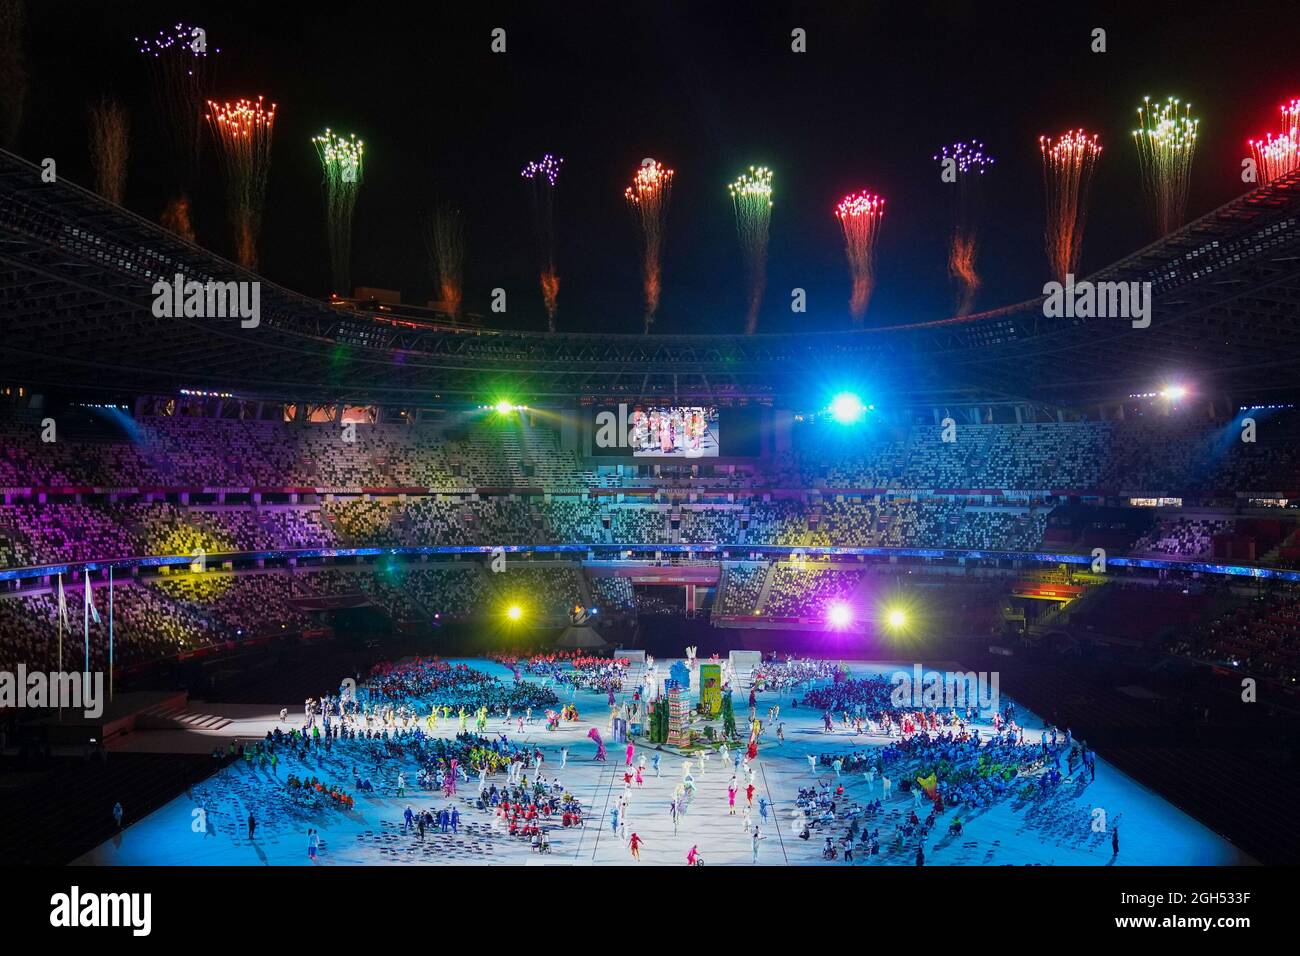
[835,191,885,325]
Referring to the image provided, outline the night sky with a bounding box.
[14,0,1300,334]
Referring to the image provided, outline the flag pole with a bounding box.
[57,573,63,723]
[109,567,114,701]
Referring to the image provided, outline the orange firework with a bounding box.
[1040,129,1101,283]
[206,95,277,270]
[624,159,675,333]
[835,190,885,326]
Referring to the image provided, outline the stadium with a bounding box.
[0,2,1296,917]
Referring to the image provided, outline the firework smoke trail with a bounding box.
[313,129,365,296]
[423,202,464,318]
[1039,129,1101,283]
[136,22,218,188]
[835,191,885,326]
[1248,98,1300,183]
[521,153,563,331]
[87,96,130,205]
[160,196,195,242]
[206,96,277,271]
[1133,96,1198,236]
[0,0,27,148]
[624,160,675,333]
[934,141,994,316]
[728,166,774,334]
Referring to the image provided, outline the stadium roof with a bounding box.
[3,146,1300,408]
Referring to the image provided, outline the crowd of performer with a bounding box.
[187,650,1115,866]
[349,658,559,713]
[750,656,841,694]
[495,651,631,695]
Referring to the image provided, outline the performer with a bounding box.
[629,832,644,861]
[588,728,607,761]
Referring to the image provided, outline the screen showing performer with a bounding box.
[624,405,719,458]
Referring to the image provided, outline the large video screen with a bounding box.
[591,404,720,458]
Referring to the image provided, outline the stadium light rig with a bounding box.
[479,401,528,414]
[885,607,908,630]
[829,392,868,425]
[1159,384,1188,402]
[827,601,854,629]
[506,604,524,622]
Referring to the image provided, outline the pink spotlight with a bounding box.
[828,601,853,629]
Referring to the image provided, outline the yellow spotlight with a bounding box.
[506,604,523,621]
[886,608,907,630]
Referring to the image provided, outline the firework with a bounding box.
[728,165,774,334]
[835,190,885,325]
[933,140,994,315]
[624,159,675,333]
[1248,98,1300,183]
[0,0,27,148]
[1132,96,1198,236]
[423,202,464,318]
[136,22,218,188]
[313,129,365,296]
[521,153,563,331]
[1039,129,1101,283]
[87,96,130,206]
[206,96,277,270]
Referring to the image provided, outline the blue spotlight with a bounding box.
[829,392,866,425]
